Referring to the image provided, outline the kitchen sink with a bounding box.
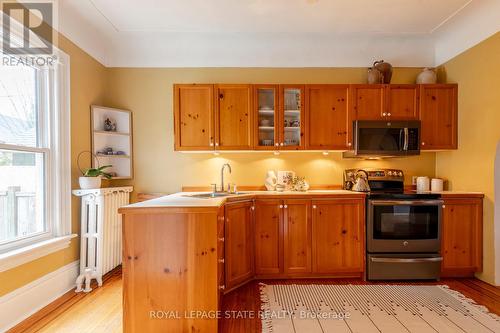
[185,192,248,199]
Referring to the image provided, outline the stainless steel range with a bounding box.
[344,168,444,280]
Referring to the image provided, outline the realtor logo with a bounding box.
[2,1,54,55]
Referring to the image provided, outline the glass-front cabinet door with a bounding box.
[254,85,278,150]
[279,85,304,150]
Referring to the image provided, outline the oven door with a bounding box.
[367,199,443,253]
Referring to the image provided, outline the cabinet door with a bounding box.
[311,199,364,273]
[254,85,279,150]
[174,84,214,150]
[122,212,218,333]
[215,84,253,150]
[254,199,283,275]
[386,84,419,120]
[279,85,305,150]
[305,84,350,149]
[283,200,311,274]
[441,198,482,276]
[419,84,458,149]
[225,201,254,290]
[351,84,385,120]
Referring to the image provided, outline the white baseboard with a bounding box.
[0,260,79,332]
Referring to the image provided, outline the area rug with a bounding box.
[259,284,500,333]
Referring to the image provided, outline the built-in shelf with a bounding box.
[94,130,130,137]
[91,105,133,180]
[284,110,300,114]
[284,127,300,130]
[258,110,275,114]
[96,154,131,159]
[258,126,275,131]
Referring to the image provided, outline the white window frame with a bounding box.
[0,12,75,271]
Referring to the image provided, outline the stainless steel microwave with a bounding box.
[344,120,421,158]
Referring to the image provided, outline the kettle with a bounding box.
[352,170,371,192]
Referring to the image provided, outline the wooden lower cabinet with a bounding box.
[122,209,219,333]
[441,197,483,277]
[254,199,283,275]
[224,201,254,291]
[283,200,312,274]
[311,199,365,274]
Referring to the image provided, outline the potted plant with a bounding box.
[77,151,113,189]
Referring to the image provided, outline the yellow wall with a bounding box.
[104,68,436,198]
[436,32,500,284]
[0,35,107,296]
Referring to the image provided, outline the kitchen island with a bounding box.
[118,190,483,333]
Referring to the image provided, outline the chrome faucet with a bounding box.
[220,163,232,192]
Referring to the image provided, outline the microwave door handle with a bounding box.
[404,128,409,151]
[399,129,404,151]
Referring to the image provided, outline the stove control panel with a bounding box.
[344,168,404,184]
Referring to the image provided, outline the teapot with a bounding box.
[352,170,371,192]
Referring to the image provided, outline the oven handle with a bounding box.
[369,200,444,206]
[370,257,443,263]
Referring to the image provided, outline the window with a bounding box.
[0,39,72,261]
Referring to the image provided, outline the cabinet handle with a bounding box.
[219,285,225,290]
[218,259,225,263]
[421,142,426,146]
[313,205,317,209]
[251,206,255,210]
[382,112,387,116]
[284,205,288,209]
[279,205,283,209]
[387,113,391,116]
[209,143,214,147]
[275,143,279,147]
[347,142,352,147]
[215,143,219,147]
[280,143,284,146]
[442,205,446,209]
[218,237,225,242]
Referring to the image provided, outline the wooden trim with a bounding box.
[7,266,122,333]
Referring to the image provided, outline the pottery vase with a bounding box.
[416,67,437,84]
[265,170,277,191]
[374,60,393,84]
[367,67,383,84]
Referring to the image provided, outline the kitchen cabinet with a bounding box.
[174,84,215,150]
[419,84,458,150]
[441,197,482,277]
[279,85,305,150]
[215,84,253,150]
[385,84,420,120]
[254,199,283,275]
[254,84,279,150]
[351,84,385,120]
[305,84,350,150]
[283,200,312,274]
[311,199,365,273]
[224,201,254,291]
[122,209,219,332]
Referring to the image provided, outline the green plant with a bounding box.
[83,165,113,179]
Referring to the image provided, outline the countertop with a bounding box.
[121,190,365,209]
[121,189,484,210]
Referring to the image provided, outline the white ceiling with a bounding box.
[58,0,499,67]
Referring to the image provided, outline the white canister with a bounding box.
[416,176,430,193]
[431,178,444,192]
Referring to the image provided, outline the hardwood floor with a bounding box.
[10,267,500,333]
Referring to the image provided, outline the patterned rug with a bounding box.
[259,284,500,333]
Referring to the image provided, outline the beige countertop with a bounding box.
[122,190,365,209]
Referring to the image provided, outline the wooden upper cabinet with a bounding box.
[441,197,482,277]
[283,200,311,274]
[385,84,419,120]
[174,84,214,150]
[254,85,279,150]
[254,199,283,276]
[305,84,350,150]
[215,84,253,150]
[311,199,364,273]
[279,85,305,150]
[351,84,385,120]
[419,84,458,150]
[225,201,254,291]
